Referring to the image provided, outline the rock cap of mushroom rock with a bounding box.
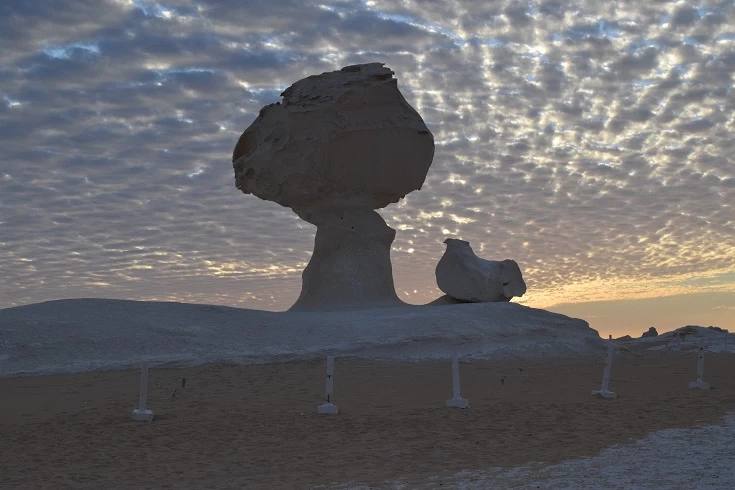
[436,238,527,303]
[232,63,434,219]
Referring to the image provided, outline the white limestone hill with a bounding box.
[0,298,604,377]
[619,325,734,353]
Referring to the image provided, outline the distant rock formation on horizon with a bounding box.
[232,63,434,312]
[706,325,729,333]
[677,325,729,336]
[641,326,659,338]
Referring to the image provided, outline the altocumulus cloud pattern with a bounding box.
[1,0,734,310]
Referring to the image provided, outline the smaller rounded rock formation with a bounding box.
[435,239,527,303]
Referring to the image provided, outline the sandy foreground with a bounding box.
[2,349,734,489]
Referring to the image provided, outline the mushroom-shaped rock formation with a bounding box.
[435,239,527,303]
[232,63,435,311]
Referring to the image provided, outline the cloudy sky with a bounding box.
[1,0,734,336]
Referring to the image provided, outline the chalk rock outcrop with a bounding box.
[641,326,658,338]
[232,63,435,311]
[435,239,526,303]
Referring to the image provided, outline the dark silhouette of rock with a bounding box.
[641,326,658,338]
[425,295,464,306]
[707,325,729,333]
[679,325,701,336]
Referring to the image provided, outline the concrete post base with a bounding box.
[317,402,339,415]
[132,408,154,422]
[591,390,617,399]
[445,396,469,409]
[688,380,710,390]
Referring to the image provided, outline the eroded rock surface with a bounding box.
[232,63,434,311]
[435,238,527,303]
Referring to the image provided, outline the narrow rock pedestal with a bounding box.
[291,207,402,312]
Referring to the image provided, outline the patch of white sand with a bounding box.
[337,413,735,489]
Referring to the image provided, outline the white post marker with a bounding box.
[688,347,710,390]
[445,351,469,408]
[592,335,617,399]
[317,356,338,414]
[132,362,154,422]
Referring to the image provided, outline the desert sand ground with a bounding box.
[2,348,734,489]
